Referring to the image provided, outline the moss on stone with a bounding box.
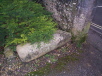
[25,53,79,76]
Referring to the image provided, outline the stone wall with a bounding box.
[43,0,95,35]
[43,0,78,31]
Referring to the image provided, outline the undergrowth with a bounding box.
[0,0,57,51]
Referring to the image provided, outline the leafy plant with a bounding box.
[0,0,57,51]
[71,22,90,48]
[32,0,42,3]
[45,54,57,62]
[0,27,7,46]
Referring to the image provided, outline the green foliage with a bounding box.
[71,32,87,48]
[0,27,7,46]
[0,0,57,50]
[45,54,57,62]
[71,22,90,48]
[26,53,79,76]
[76,23,90,47]
[32,0,41,3]
[0,0,13,47]
[76,35,87,48]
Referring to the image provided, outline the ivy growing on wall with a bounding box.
[0,0,57,51]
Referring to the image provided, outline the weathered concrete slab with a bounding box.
[16,30,71,62]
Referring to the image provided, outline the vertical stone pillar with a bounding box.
[72,0,95,36]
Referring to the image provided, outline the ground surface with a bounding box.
[0,2,102,75]
[46,28,102,76]
[0,41,81,76]
[48,41,102,76]
[0,28,102,76]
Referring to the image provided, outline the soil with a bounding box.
[0,41,83,76]
[0,46,4,54]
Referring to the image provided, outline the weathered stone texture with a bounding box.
[72,0,95,35]
[43,0,78,31]
[16,30,71,62]
[4,47,15,59]
[43,0,95,35]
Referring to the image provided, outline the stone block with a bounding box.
[16,30,71,62]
